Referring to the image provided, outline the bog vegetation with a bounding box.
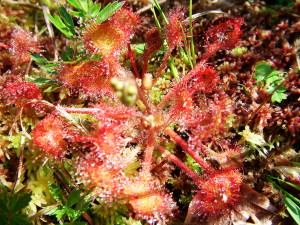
[0,0,299,224]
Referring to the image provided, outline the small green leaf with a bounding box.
[58,6,76,35]
[254,61,287,103]
[69,11,84,17]
[66,207,77,219]
[66,189,81,207]
[47,13,75,39]
[67,0,102,19]
[74,198,90,220]
[96,1,124,23]
[271,90,287,103]
[285,197,300,225]
[31,77,57,86]
[30,53,58,74]
[46,206,60,216]
[66,0,82,10]
[265,69,282,80]
[56,208,67,220]
[10,213,31,225]
[255,62,272,83]
[10,192,32,212]
[134,43,146,54]
[30,52,47,65]
[49,183,64,203]
[61,46,75,61]
[44,84,61,92]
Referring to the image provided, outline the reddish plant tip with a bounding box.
[190,170,243,218]
[84,22,126,56]
[83,9,137,56]
[165,9,185,50]
[2,80,43,108]
[32,114,74,158]
[205,17,244,52]
[122,176,176,221]
[187,66,220,93]
[76,156,126,200]
[129,192,175,218]
[10,29,40,65]
[59,60,109,89]
[144,27,162,56]
[111,8,138,37]
[168,89,194,122]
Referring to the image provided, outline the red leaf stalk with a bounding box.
[156,145,202,185]
[164,127,213,172]
[127,43,141,78]
[141,128,156,175]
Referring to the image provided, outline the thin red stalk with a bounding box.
[61,107,101,115]
[164,127,213,172]
[158,52,213,109]
[136,82,152,114]
[156,145,202,185]
[158,59,206,109]
[127,43,141,79]
[152,50,172,87]
[141,128,156,174]
[141,53,150,78]
[125,44,152,113]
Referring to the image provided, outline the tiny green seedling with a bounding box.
[255,61,287,103]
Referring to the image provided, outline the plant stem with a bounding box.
[168,55,179,80]
[152,50,171,86]
[61,107,101,114]
[156,145,202,185]
[164,127,213,172]
[127,43,140,79]
[142,128,156,174]
[189,0,196,66]
[152,0,168,24]
[267,176,300,205]
[150,6,163,37]
[13,135,25,192]
[158,58,207,109]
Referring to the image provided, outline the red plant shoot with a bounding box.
[32,114,76,158]
[9,28,40,69]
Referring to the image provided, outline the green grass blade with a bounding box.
[285,197,300,225]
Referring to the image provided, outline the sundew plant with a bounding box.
[0,0,299,224]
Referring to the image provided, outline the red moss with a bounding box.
[9,29,40,65]
[32,114,74,158]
